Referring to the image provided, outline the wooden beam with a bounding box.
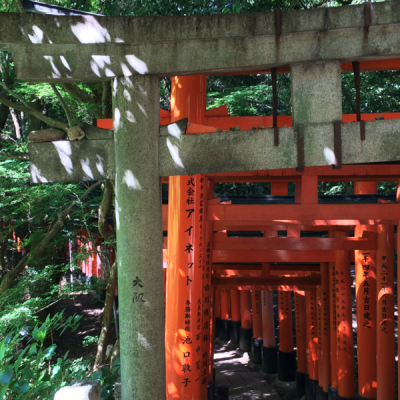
[214,269,319,277]
[213,250,336,263]
[213,234,377,251]
[212,275,320,291]
[208,204,400,226]
[212,264,320,271]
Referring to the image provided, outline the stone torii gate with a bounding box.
[2,2,400,399]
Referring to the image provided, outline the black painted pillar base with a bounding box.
[215,317,221,339]
[296,371,306,399]
[337,395,355,400]
[278,350,296,382]
[250,337,263,364]
[320,389,328,399]
[306,375,318,400]
[218,385,229,400]
[229,320,240,345]
[238,327,252,353]
[207,382,215,400]
[262,346,278,375]
[219,319,231,342]
[328,386,338,400]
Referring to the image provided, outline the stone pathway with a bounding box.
[213,343,282,400]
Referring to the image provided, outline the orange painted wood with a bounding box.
[213,249,336,263]
[205,105,229,117]
[294,291,307,373]
[317,286,322,385]
[251,290,263,340]
[328,248,338,388]
[230,290,240,322]
[214,269,317,277]
[166,74,206,400]
[335,231,355,399]
[262,290,275,347]
[213,235,377,251]
[240,290,252,330]
[204,179,215,383]
[220,289,230,320]
[319,263,331,393]
[208,203,400,225]
[306,289,319,381]
[279,291,294,352]
[215,289,221,318]
[341,58,400,72]
[354,182,377,398]
[376,224,395,400]
[397,221,400,400]
[206,163,400,183]
[295,175,318,204]
[212,275,320,289]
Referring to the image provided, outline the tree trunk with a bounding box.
[9,108,21,139]
[93,260,118,371]
[93,180,118,371]
[0,221,6,281]
[28,98,42,134]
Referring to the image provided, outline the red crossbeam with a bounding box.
[213,234,377,251]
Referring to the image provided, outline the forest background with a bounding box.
[0,0,399,398]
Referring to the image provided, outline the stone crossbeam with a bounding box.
[0,2,399,81]
[28,119,400,183]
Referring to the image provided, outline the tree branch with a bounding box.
[0,92,68,132]
[60,83,96,105]
[50,83,72,127]
[342,83,357,114]
[14,0,27,13]
[0,181,102,295]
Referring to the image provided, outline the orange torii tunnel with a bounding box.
[94,64,400,400]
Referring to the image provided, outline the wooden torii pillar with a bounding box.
[165,75,207,400]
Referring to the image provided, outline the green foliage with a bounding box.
[82,335,98,348]
[0,311,120,399]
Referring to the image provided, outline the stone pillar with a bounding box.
[291,62,342,127]
[113,75,164,400]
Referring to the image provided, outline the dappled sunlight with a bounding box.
[125,55,148,75]
[137,332,151,350]
[30,163,48,183]
[122,170,142,190]
[27,25,44,43]
[166,138,184,169]
[80,157,94,179]
[95,155,105,175]
[71,15,111,43]
[53,141,73,174]
[324,147,337,166]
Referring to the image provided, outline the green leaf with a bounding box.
[52,364,61,377]
[0,382,9,398]
[0,365,13,384]
[43,344,57,360]
[28,344,37,355]
[14,347,28,374]
[19,381,30,393]
[92,371,102,379]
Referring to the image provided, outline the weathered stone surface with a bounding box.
[54,380,101,400]
[159,127,298,176]
[28,119,400,181]
[82,122,113,140]
[114,379,121,400]
[28,128,64,142]
[28,139,114,183]
[291,62,342,126]
[3,1,400,81]
[113,75,165,400]
[159,118,187,136]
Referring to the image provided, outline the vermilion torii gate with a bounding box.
[2,2,400,400]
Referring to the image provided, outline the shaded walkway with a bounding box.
[214,343,282,399]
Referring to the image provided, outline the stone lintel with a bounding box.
[28,139,114,183]
[10,22,400,82]
[1,2,399,47]
[28,119,400,183]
